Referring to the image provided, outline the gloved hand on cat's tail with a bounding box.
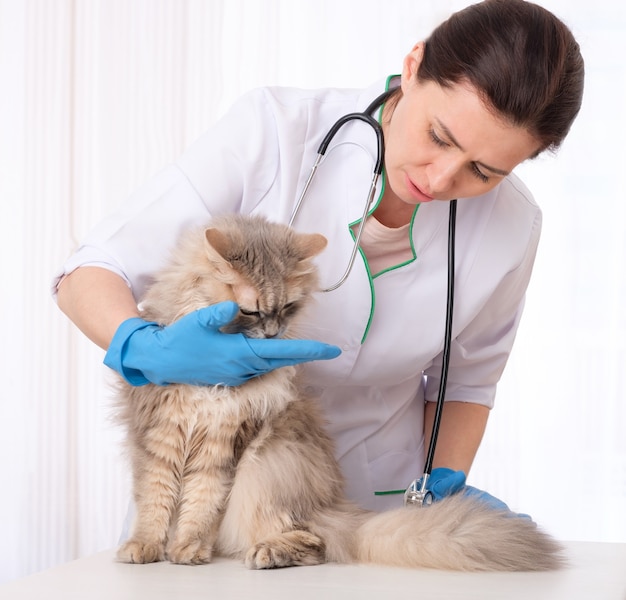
[104,301,341,387]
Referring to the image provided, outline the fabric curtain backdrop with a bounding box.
[1,0,624,583]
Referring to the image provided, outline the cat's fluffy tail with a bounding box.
[345,494,564,571]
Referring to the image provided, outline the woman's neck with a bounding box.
[373,188,416,228]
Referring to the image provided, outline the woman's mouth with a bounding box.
[405,174,435,203]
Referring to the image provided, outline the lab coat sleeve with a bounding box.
[424,191,542,409]
[51,88,281,301]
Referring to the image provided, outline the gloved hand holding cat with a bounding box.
[104,300,341,387]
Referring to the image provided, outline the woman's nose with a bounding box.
[427,159,460,194]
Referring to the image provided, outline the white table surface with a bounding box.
[2,541,625,600]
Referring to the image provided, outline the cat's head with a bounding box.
[203,214,327,339]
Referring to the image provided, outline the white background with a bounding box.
[0,0,624,584]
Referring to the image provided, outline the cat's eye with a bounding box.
[240,308,260,317]
[281,302,298,315]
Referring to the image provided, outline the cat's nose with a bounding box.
[263,321,284,339]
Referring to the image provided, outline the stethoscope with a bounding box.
[288,88,458,507]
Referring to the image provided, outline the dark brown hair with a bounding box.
[418,0,584,153]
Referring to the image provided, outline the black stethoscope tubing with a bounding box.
[292,88,457,502]
[425,198,456,475]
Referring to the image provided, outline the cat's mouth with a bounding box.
[220,322,286,340]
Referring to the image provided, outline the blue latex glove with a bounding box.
[422,467,467,501]
[418,467,532,520]
[104,301,341,387]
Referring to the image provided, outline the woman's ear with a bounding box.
[401,42,425,92]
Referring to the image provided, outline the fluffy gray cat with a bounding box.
[115,213,563,571]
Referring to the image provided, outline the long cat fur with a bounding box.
[115,213,563,572]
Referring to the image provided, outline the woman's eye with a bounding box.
[471,163,490,183]
[429,129,449,148]
[430,128,490,184]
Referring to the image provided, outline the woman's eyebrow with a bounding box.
[435,119,511,177]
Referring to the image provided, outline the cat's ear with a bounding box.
[204,227,232,261]
[295,233,327,260]
[204,228,239,281]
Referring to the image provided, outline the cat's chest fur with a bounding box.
[130,366,298,440]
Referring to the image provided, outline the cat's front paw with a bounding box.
[245,531,326,569]
[117,540,165,564]
[166,539,213,565]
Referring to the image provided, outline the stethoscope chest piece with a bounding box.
[403,479,434,507]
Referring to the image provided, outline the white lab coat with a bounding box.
[53,77,541,511]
